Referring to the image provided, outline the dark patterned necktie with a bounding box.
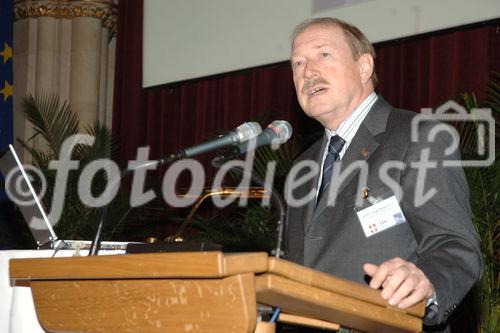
[317,135,345,204]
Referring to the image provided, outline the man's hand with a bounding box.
[363,257,434,309]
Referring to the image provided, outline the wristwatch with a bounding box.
[425,290,439,321]
[426,290,439,308]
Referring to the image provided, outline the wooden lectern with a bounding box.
[9,252,424,333]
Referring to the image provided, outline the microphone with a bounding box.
[212,120,292,166]
[177,122,262,159]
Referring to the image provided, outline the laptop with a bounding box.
[0,144,129,251]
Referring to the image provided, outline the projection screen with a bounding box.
[143,0,500,88]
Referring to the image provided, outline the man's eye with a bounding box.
[321,52,330,58]
[293,60,304,68]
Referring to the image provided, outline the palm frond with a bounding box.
[22,93,79,155]
[73,123,116,162]
[16,139,54,169]
[485,72,500,106]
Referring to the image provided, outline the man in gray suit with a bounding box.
[285,18,482,331]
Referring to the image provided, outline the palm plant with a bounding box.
[459,72,500,333]
[464,156,500,333]
[18,93,131,241]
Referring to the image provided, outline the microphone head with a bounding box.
[268,120,293,144]
[236,122,262,143]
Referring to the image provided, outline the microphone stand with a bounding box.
[88,154,179,256]
[212,159,287,258]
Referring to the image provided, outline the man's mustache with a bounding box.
[302,78,328,93]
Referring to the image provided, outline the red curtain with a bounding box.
[113,0,500,165]
[113,1,304,166]
[376,23,500,112]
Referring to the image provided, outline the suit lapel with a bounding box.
[308,96,393,228]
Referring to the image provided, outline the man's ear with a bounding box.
[358,53,374,84]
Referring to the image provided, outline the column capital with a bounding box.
[14,0,118,38]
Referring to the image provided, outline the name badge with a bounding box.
[356,195,406,237]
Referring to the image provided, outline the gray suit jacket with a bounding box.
[285,97,482,330]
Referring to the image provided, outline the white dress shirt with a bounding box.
[316,92,378,198]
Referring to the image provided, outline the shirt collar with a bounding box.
[325,92,378,141]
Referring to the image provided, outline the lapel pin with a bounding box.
[361,147,369,157]
[362,186,370,199]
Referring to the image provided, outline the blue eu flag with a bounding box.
[0,0,13,216]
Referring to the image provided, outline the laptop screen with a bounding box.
[0,145,56,246]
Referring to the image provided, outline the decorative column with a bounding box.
[70,15,102,127]
[13,0,117,157]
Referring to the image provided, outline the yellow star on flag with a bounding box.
[0,80,13,102]
[0,42,12,64]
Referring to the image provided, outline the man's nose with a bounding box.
[304,61,319,79]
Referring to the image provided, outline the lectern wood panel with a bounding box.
[267,258,425,318]
[255,273,421,333]
[31,273,257,333]
[10,251,268,280]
